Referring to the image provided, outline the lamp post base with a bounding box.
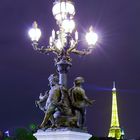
[34,129,92,140]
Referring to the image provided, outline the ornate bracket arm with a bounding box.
[67,40,78,54]
[32,41,61,56]
[71,48,93,56]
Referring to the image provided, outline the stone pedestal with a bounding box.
[34,129,92,140]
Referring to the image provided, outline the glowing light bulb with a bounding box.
[28,21,41,42]
[56,39,63,50]
[62,19,75,33]
[75,30,78,41]
[86,26,98,46]
[52,29,55,40]
[49,36,53,46]
[52,1,75,21]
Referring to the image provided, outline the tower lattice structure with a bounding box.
[108,82,122,139]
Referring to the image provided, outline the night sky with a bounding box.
[0,0,140,139]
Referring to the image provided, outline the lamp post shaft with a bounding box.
[59,73,67,87]
[56,60,72,87]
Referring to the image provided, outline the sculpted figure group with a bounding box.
[35,74,94,130]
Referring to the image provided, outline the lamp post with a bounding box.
[28,0,98,88]
[29,1,98,140]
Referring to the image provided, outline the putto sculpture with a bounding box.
[35,75,94,130]
[69,77,94,128]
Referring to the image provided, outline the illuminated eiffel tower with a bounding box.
[108,82,122,139]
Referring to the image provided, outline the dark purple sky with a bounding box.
[0,0,140,139]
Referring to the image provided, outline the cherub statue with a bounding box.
[36,74,77,129]
[69,77,94,128]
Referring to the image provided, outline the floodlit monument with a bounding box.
[108,82,124,139]
[28,0,98,140]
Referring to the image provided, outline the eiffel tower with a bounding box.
[108,82,122,139]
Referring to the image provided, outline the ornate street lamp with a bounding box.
[28,0,98,87]
[28,1,99,140]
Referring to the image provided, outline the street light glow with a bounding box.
[28,22,41,42]
[56,39,63,50]
[52,1,75,21]
[28,1,99,62]
[86,26,98,46]
[75,31,78,41]
[62,19,75,33]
